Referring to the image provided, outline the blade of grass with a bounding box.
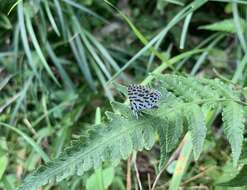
[143,48,205,85]
[43,0,60,36]
[17,2,39,78]
[25,10,60,85]
[0,75,12,91]
[38,6,48,40]
[176,33,218,70]
[67,7,96,89]
[53,0,66,38]
[106,0,208,83]
[46,42,74,90]
[168,133,193,190]
[62,0,108,23]
[10,77,32,124]
[106,38,161,85]
[68,30,95,89]
[161,0,185,6]
[42,96,51,129]
[104,0,174,70]
[84,30,127,80]
[148,0,207,71]
[0,92,21,114]
[79,30,112,80]
[86,108,105,190]
[8,0,22,15]
[210,0,247,5]
[0,122,50,163]
[32,97,76,127]
[91,59,114,100]
[232,53,247,84]
[232,2,247,53]
[13,25,20,69]
[179,12,193,49]
[190,34,224,75]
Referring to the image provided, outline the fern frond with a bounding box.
[17,103,157,190]
[157,74,219,101]
[184,104,207,160]
[18,74,246,190]
[222,101,245,167]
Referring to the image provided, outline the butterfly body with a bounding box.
[127,84,162,119]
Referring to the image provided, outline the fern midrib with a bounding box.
[36,117,149,184]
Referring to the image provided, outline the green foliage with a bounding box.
[222,101,245,167]
[217,164,247,187]
[2,0,125,100]
[86,167,114,190]
[157,110,183,169]
[17,74,246,190]
[2,1,247,189]
[199,19,247,33]
[17,102,157,190]
[0,138,8,180]
[184,104,206,160]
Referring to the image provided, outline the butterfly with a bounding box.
[127,84,162,119]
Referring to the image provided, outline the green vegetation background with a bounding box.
[1,0,247,190]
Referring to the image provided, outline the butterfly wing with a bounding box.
[128,84,162,114]
[128,85,147,111]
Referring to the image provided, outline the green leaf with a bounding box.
[86,167,114,190]
[62,0,107,23]
[17,2,39,78]
[232,3,247,53]
[169,132,193,190]
[25,10,60,85]
[217,165,247,187]
[0,123,50,163]
[0,14,12,29]
[222,101,245,167]
[0,138,8,180]
[184,104,206,160]
[199,19,247,33]
[43,0,60,36]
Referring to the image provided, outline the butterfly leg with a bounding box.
[132,110,139,119]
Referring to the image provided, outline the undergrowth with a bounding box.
[17,74,246,190]
[1,0,247,189]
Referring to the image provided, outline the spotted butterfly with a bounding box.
[127,84,162,119]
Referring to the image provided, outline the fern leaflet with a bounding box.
[184,104,207,160]
[222,101,245,167]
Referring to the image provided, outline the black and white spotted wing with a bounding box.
[127,84,162,118]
